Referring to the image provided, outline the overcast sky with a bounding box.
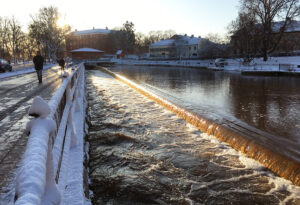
[0,0,240,37]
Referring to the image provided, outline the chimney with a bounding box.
[191,34,194,38]
[93,27,95,30]
[106,26,108,30]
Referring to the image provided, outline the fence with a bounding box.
[14,63,87,204]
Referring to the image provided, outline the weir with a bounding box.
[94,66,300,187]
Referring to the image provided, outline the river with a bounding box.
[108,65,300,162]
[86,68,300,204]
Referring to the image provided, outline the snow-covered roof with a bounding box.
[150,35,201,48]
[232,20,300,37]
[73,28,111,35]
[181,35,202,45]
[272,21,300,33]
[71,48,104,53]
[150,39,175,47]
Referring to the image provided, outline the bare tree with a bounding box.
[29,6,70,62]
[23,34,38,61]
[121,21,135,54]
[228,11,259,63]
[134,32,146,54]
[7,16,23,63]
[206,33,227,44]
[141,30,176,50]
[241,0,300,61]
[198,38,227,59]
[0,17,12,59]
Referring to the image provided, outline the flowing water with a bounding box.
[86,70,300,204]
[108,65,300,163]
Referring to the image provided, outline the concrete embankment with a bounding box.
[95,66,300,187]
[242,70,300,77]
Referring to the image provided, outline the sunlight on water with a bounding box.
[109,65,300,144]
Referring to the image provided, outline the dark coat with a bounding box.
[33,55,44,70]
[58,59,65,67]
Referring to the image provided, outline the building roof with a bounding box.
[181,35,202,45]
[116,50,123,55]
[150,39,175,47]
[71,48,104,53]
[150,35,201,48]
[273,21,300,33]
[73,28,111,35]
[232,20,300,37]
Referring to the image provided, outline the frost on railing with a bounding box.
[14,63,86,205]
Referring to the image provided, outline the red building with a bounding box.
[66,28,111,56]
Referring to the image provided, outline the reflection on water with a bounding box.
[87,70,300,204]
[109,65,300,145]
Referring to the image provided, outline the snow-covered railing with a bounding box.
[14,63,87,204]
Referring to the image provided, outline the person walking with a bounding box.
[57,57,65,73]
[33,51,44,83]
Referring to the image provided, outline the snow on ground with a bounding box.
[113,56,300,72]
[0,64,56,79]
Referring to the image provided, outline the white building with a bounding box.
[149,35,202,59]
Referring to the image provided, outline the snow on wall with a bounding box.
[16,97,57,204]
[15,63,90,204]
[71,48,104,53]
[74,28,111,35]
[62,63,90,205]
[28,96,51,118]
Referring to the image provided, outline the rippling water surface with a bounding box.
[108,65,300,161]
[87,70,300,204]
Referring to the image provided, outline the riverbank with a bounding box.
[111,56,300,74]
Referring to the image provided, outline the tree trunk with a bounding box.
[263,50,268,61]
[262,35,268,61]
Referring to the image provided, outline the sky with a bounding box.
[0,0,240,38]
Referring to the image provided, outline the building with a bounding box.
[66,28,112,56]
[149,35,202,59]
[71,48,104,61]
[116,50,125,59]
[230,20,300,57]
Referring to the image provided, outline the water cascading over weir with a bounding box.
[92,65,300,187]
